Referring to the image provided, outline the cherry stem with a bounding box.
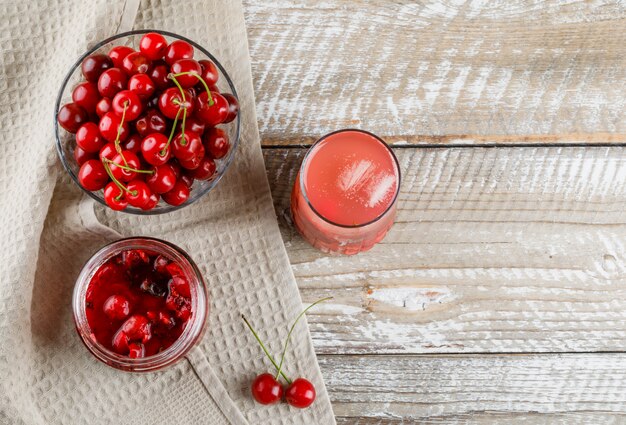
[101,159,132,194]
[169,75,188,146]
[180,107,188,146]
[114,102,129,166]
[170,71,214,106]
[103,158,154,174]
[161,107,183,155]
[169,75,186,103]
[275,297,332,380]
[241,315,291,384]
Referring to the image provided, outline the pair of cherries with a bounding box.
[242,297,331,409]
[57,32,239,211]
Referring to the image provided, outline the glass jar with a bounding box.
[72,237,208,372]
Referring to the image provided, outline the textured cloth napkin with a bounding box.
[0,0,335,424]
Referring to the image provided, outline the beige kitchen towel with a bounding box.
[0,0,336,424]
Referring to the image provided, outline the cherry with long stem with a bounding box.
[241,315,291,383]
[101,159,133,200]
[170,71,214,106]
[275,297,332,380]
[242,296,332,383]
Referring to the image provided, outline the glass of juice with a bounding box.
[291,129,401,255]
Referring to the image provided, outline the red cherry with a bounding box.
[122,134,142,153]
[76,122,104,153]
[169,161,182,179]
[204,128,230,159]
[170,59,201,88]
[177,116,205,136]
[157,311,176,328]
[121,249,150,268]
[108,45,134,69]
[112,330,130,354]
[285,378,316,408]
[185,86,198,99]
[120,314,152,343]
[95,97,112,118]
[103,294,131,319]
[146,164,176,194]
[103,182,128,211]
[165,261,184,277]
[122,51,152,75]
[99,112,130,142]
[195,91,228,126]
[128,343,145,358]
[198,59,218,86]
[179,154,203,170]
[146,95,160,109]
[153,255,170,274]
[169,275,191,297]
[158,87,194,119]
[141,133,171,166]
[98,68,128,98]
[179,171,194,188]
[251,374,283,405]
[74,146,96,166]
[72,82,100,113]
[172,130,203,161]
[141,192,160,210]
[190,157,216,180]
[139,32,168,60]
[149,60,170,90]
[112,90,143,121]
[128,74,156,98]
[57,103,88,133]
[81,54,113,82]
[99,142,117,161]
[165,288,191,320]
[135,109,168,137]
[222,93,239,123]
[164,40,193,65]
[162,181,190,206]
[109,151,141,182]
[126,179,152,208]
[78,159,108,191]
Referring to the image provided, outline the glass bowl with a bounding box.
[73,237,209,372]
[54,29,241,214]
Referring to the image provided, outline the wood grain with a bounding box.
[263,146,626,354]
[244,2,626,421]
[244,1,626,144]
[320,353,626,424]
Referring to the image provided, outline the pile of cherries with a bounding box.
[86,249,193,358]
[242,297,332,409]
[57,32,239,211]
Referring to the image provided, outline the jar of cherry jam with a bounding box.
[72,237,208,372]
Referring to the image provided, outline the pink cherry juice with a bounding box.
[291,129,400,254]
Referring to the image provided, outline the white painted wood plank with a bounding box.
[244,1,626,142]
[320,353,626,423]
[263,146,626,354]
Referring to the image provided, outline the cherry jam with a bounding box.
[74,238,208,371]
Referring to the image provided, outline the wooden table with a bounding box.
[243,1,626,423]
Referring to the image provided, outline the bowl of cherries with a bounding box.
[55,30,240,213]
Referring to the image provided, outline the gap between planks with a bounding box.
[261,133,626,148]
